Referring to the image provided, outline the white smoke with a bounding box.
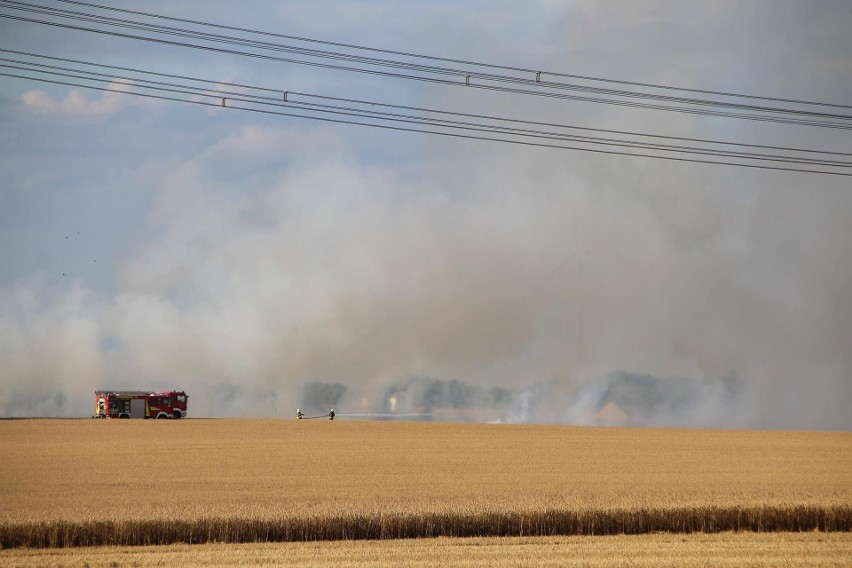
[1,2,851,430]
[0,120,850,430]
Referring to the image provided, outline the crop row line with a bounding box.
[2,504,850,548]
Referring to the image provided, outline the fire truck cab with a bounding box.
[94,390,188,419]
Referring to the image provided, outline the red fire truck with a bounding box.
[94,390,188,419]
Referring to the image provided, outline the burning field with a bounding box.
[0,419,850,553]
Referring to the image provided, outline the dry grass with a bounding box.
[0,420,849,547]
[2,533,851,567]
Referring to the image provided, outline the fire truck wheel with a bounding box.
[157,414,167,419]
[173,411,182,419]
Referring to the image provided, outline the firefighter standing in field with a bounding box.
[329,409,335,420]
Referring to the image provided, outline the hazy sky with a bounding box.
[1,1,851,428]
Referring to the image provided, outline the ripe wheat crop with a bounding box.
[0,420,849,548]
[3,533,852,567]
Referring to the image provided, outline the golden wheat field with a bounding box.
[0,419,850,552]
[2,533,851,567]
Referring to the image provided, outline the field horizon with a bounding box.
[1,420,850,548]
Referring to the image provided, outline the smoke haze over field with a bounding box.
[1,1,851,429]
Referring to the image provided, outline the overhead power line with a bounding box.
[2,51,850,176]
[6,49,848,161]
[43,0,852,112]
[1,0,851,129]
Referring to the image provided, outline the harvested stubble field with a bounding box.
[0,419,849,550]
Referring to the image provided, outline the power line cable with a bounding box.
[1,10,848,131]
[47,0,852,112]
[6,0,850,121]
[3,66,850,176]
[4,52,850,168]
[6,64,850,172]
[5,49,849,160]
[2,1,851,129]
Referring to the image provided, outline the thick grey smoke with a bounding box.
[1,130,849,429]
[1,1,850,429]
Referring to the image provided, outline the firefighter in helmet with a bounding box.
[328,408,335,421]
[297,408,303,420]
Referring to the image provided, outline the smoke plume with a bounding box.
[1,2,851,430]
